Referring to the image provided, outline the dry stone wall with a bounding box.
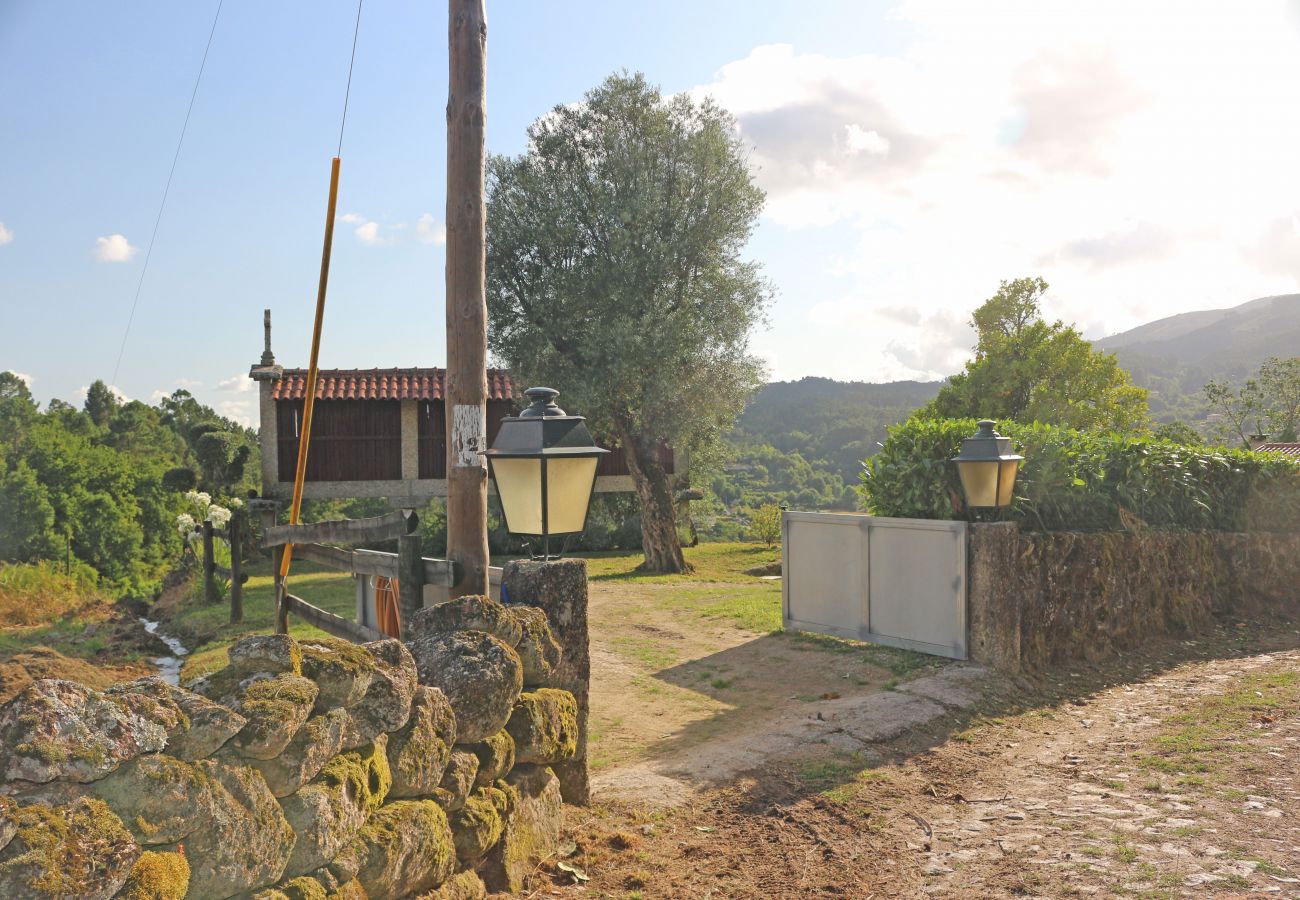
[968,523,1300,673]
[0,588,584,899]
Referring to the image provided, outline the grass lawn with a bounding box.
[174,541,782,681]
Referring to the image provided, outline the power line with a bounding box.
[111,0,224,387]
[337,0,365,158]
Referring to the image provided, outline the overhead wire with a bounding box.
[111,0,224,387]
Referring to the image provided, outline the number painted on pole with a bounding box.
[451,404,486,469]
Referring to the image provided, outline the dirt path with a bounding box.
[546,617,1300,898]
[584,579,949,805]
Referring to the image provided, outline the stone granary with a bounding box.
[248,310,680,508]
[0,588,581,899]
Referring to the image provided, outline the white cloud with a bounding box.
[217,399,254,427]
[0,222,12,245]
[216,374,255,393]
[94,233,138,262]
[339,212,365,224]
[416,213,446,245]
[354,221,382,245]
[689,0,1300,381]
[11,371,33,386]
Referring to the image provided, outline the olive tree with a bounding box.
[486,73,771,572]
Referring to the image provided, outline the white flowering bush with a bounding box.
[177,489,237,600]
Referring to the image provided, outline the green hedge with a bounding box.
[859,417,1300,532]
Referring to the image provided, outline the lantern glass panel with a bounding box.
[492,457,543,534]
[957,460,1000,508]
[997,459,1020,507]
[545,456,599,533]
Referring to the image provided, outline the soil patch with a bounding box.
[549,614,1300,898]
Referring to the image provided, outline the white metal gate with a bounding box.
[781,512,968,659]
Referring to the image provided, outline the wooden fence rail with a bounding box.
[262,510,464,644]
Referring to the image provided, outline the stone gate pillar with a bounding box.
[500,558,590,805]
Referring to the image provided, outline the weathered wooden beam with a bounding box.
[229,514,243,625]
[202,520,217,604]
[397,533,424,638]
[261,509,418,549]
[291,543,397,578]
[283,593,383,644]
[422,556,459,587]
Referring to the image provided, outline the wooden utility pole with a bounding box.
[445,0,490,597]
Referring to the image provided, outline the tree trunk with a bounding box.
[615,422,690,574]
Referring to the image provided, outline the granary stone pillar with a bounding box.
[400,399,419,482]
[249,309,284,498]
[966,521,1021,673]
[500,558,591,805]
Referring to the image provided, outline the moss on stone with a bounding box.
[276,875,330,900]
[317,738,391,814]
[15,739,69,764]
[449,786,508,863]
[300,638,379,678]
[505,689,578,764]
[0,797,138,896]
[116,849,190,900]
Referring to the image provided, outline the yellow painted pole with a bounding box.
[279,156,342,586]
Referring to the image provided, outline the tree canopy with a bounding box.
[922,277,1149,432]
[1205,356,1300,446]
[0,375,257,593]
[486,73,772,572]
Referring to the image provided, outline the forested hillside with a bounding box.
[0,373,257,595]
[707,377,940,514]
[1095,293,1300,423]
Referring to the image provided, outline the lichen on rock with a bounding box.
[116,849,189,900]
[465,728,515,789]
[240,708,348,798]
[506,689,578,765]
[386,686,456,799]
[431,750,478,813]
[0,796,139,900]
[181,760,296,898]
[107,677,246,761]
[408,595,523,647]
[0,679,168,786]
[481,764,563,895]
[406,631,522,744]
[333,800,455,900]
[228,634,303,679]
[506,605,562,687]
[418,869,487,900]
[340,640,417,750]
[88,753,215,845]
[232,673,319,760]
[281,737,391,878]
[298,638,378,711]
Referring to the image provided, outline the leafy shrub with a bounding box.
[747,503,782,546]
[859,416,1300,533]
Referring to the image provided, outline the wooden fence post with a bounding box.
[229,513,243,625]
[273,544,288,634]
[202,519,217,604]
[397,532,425,639]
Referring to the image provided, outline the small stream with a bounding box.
[139,618,190,686]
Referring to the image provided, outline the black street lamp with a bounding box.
[951,420,1023,519]
[483,387,609,560]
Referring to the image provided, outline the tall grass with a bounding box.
[0,561,106,627]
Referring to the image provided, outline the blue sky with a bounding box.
[3,1,1300,425]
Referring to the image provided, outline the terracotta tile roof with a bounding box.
[269,368,515,402]
[1258,442,1300,458]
